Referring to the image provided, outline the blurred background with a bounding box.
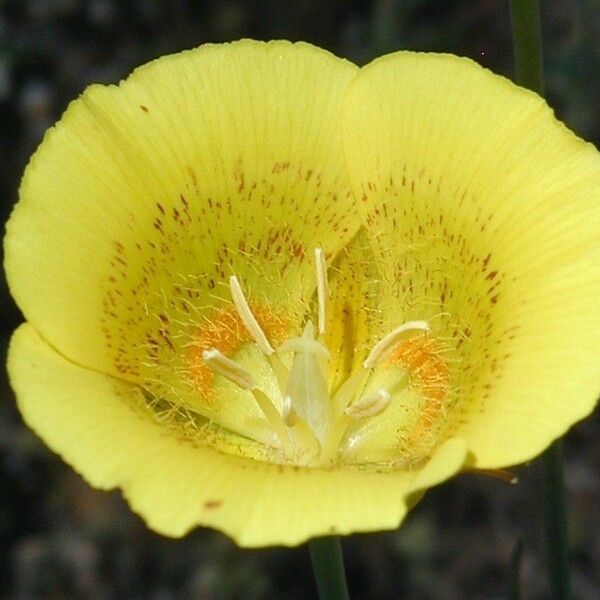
[1,1,599,598]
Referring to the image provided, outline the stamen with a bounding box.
[268,352,290,392]
[251,388,293,453]
[320,378,385,465]
[229,275,274,355]
[282,395,298,426]
[315,248,328,334]
[331,370,368,416]
[363,320,430,369]
[202,348,255,389]
[288,413,322,461]
[345,389,392,418]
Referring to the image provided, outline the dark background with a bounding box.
[1,1,599,598]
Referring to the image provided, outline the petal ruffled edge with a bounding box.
[5,40,360,381]
[8,323,469,546]
[342,50,600,468]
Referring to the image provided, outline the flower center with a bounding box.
[200,249,436,467]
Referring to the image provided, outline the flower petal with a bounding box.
[5,40,359,383]
[342,52,600,467]
[8,323,469,546]
[460,258,600,467]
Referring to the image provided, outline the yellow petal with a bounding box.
[5,40,359,386]
[8,323,469,546]
[342,51,600,467]
[460,258,600,467]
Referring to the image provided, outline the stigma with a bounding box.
[200,249,438,467]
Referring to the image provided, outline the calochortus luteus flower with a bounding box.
[5,40,600,547]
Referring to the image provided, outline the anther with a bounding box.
[363,320,430,369]
[229,275,274,355]
[345,389,392,418]
[202,348,255,389]
[315,248,328,334]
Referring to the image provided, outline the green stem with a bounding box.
[308,536,350,600]
[509,0,544,94]
[542,442,570,600]
[509,6,570,598]
[507,539,524,600]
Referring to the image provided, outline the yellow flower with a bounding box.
[5,40,600,547]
